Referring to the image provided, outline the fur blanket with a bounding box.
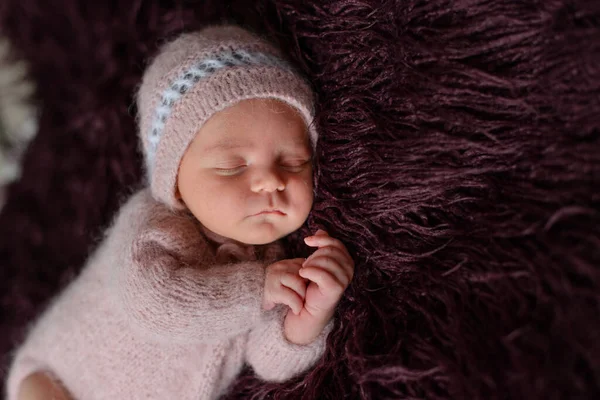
[0,1,598,398]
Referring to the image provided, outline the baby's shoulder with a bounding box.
[109,188,208,253]
[115,187,169,222]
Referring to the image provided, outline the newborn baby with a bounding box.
[6,25,354,400]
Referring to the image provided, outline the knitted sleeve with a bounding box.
[245,305,334,382]
[110,189,266,344]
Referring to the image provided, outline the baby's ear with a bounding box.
[174,186,182,200]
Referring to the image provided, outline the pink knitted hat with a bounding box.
[137,25,318,209]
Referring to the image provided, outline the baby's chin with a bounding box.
[235,227,292,245]
[233,220,306,245]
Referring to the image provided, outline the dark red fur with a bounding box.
[0,1,598,398]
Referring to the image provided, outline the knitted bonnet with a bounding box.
[136,25,318,209]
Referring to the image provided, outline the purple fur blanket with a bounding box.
[1,1,599,399]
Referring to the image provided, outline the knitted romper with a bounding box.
[6,188,332,400]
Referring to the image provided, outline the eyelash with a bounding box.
[215,166,246,176]
[282,161,310,172]
[215,160,310,175]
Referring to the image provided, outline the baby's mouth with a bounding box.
[252,209,286,217]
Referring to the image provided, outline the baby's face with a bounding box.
[177,98,314,245]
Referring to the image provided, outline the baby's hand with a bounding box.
[283,229,354,345]
[262,258,309,315]
[300,229,354,318]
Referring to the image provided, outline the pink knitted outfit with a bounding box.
[6,25,330,399]
[6,189,332,399]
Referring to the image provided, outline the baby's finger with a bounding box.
[302,255,351,287]
[304,246,354,280]
[285,259,309,283]
[304,234,345,251]
[280,273,308,300]
[275,286,304,315]
[272,258,304,273]
[299,266,346,296]
[287,258,306,267]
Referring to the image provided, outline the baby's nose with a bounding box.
[250,168,285,193]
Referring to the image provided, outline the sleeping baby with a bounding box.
[6,25,354,400]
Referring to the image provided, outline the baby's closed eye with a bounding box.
[211,157,247,175]
[213,158,311,176]
[214,165,247,175]
[279,159,311,172]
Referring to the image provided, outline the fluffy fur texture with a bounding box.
[0,1,599,399]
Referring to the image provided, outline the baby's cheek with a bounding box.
[199,181,236,213]
[288,175,314,211]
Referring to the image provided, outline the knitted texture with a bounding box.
[5,189,332,400]
[137,25,318,209]
[0,1,599,399]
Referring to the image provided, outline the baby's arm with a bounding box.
[111,190,267,343]
[244,258,334,382]
[245,305,334,382]
[245,229,354,382]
